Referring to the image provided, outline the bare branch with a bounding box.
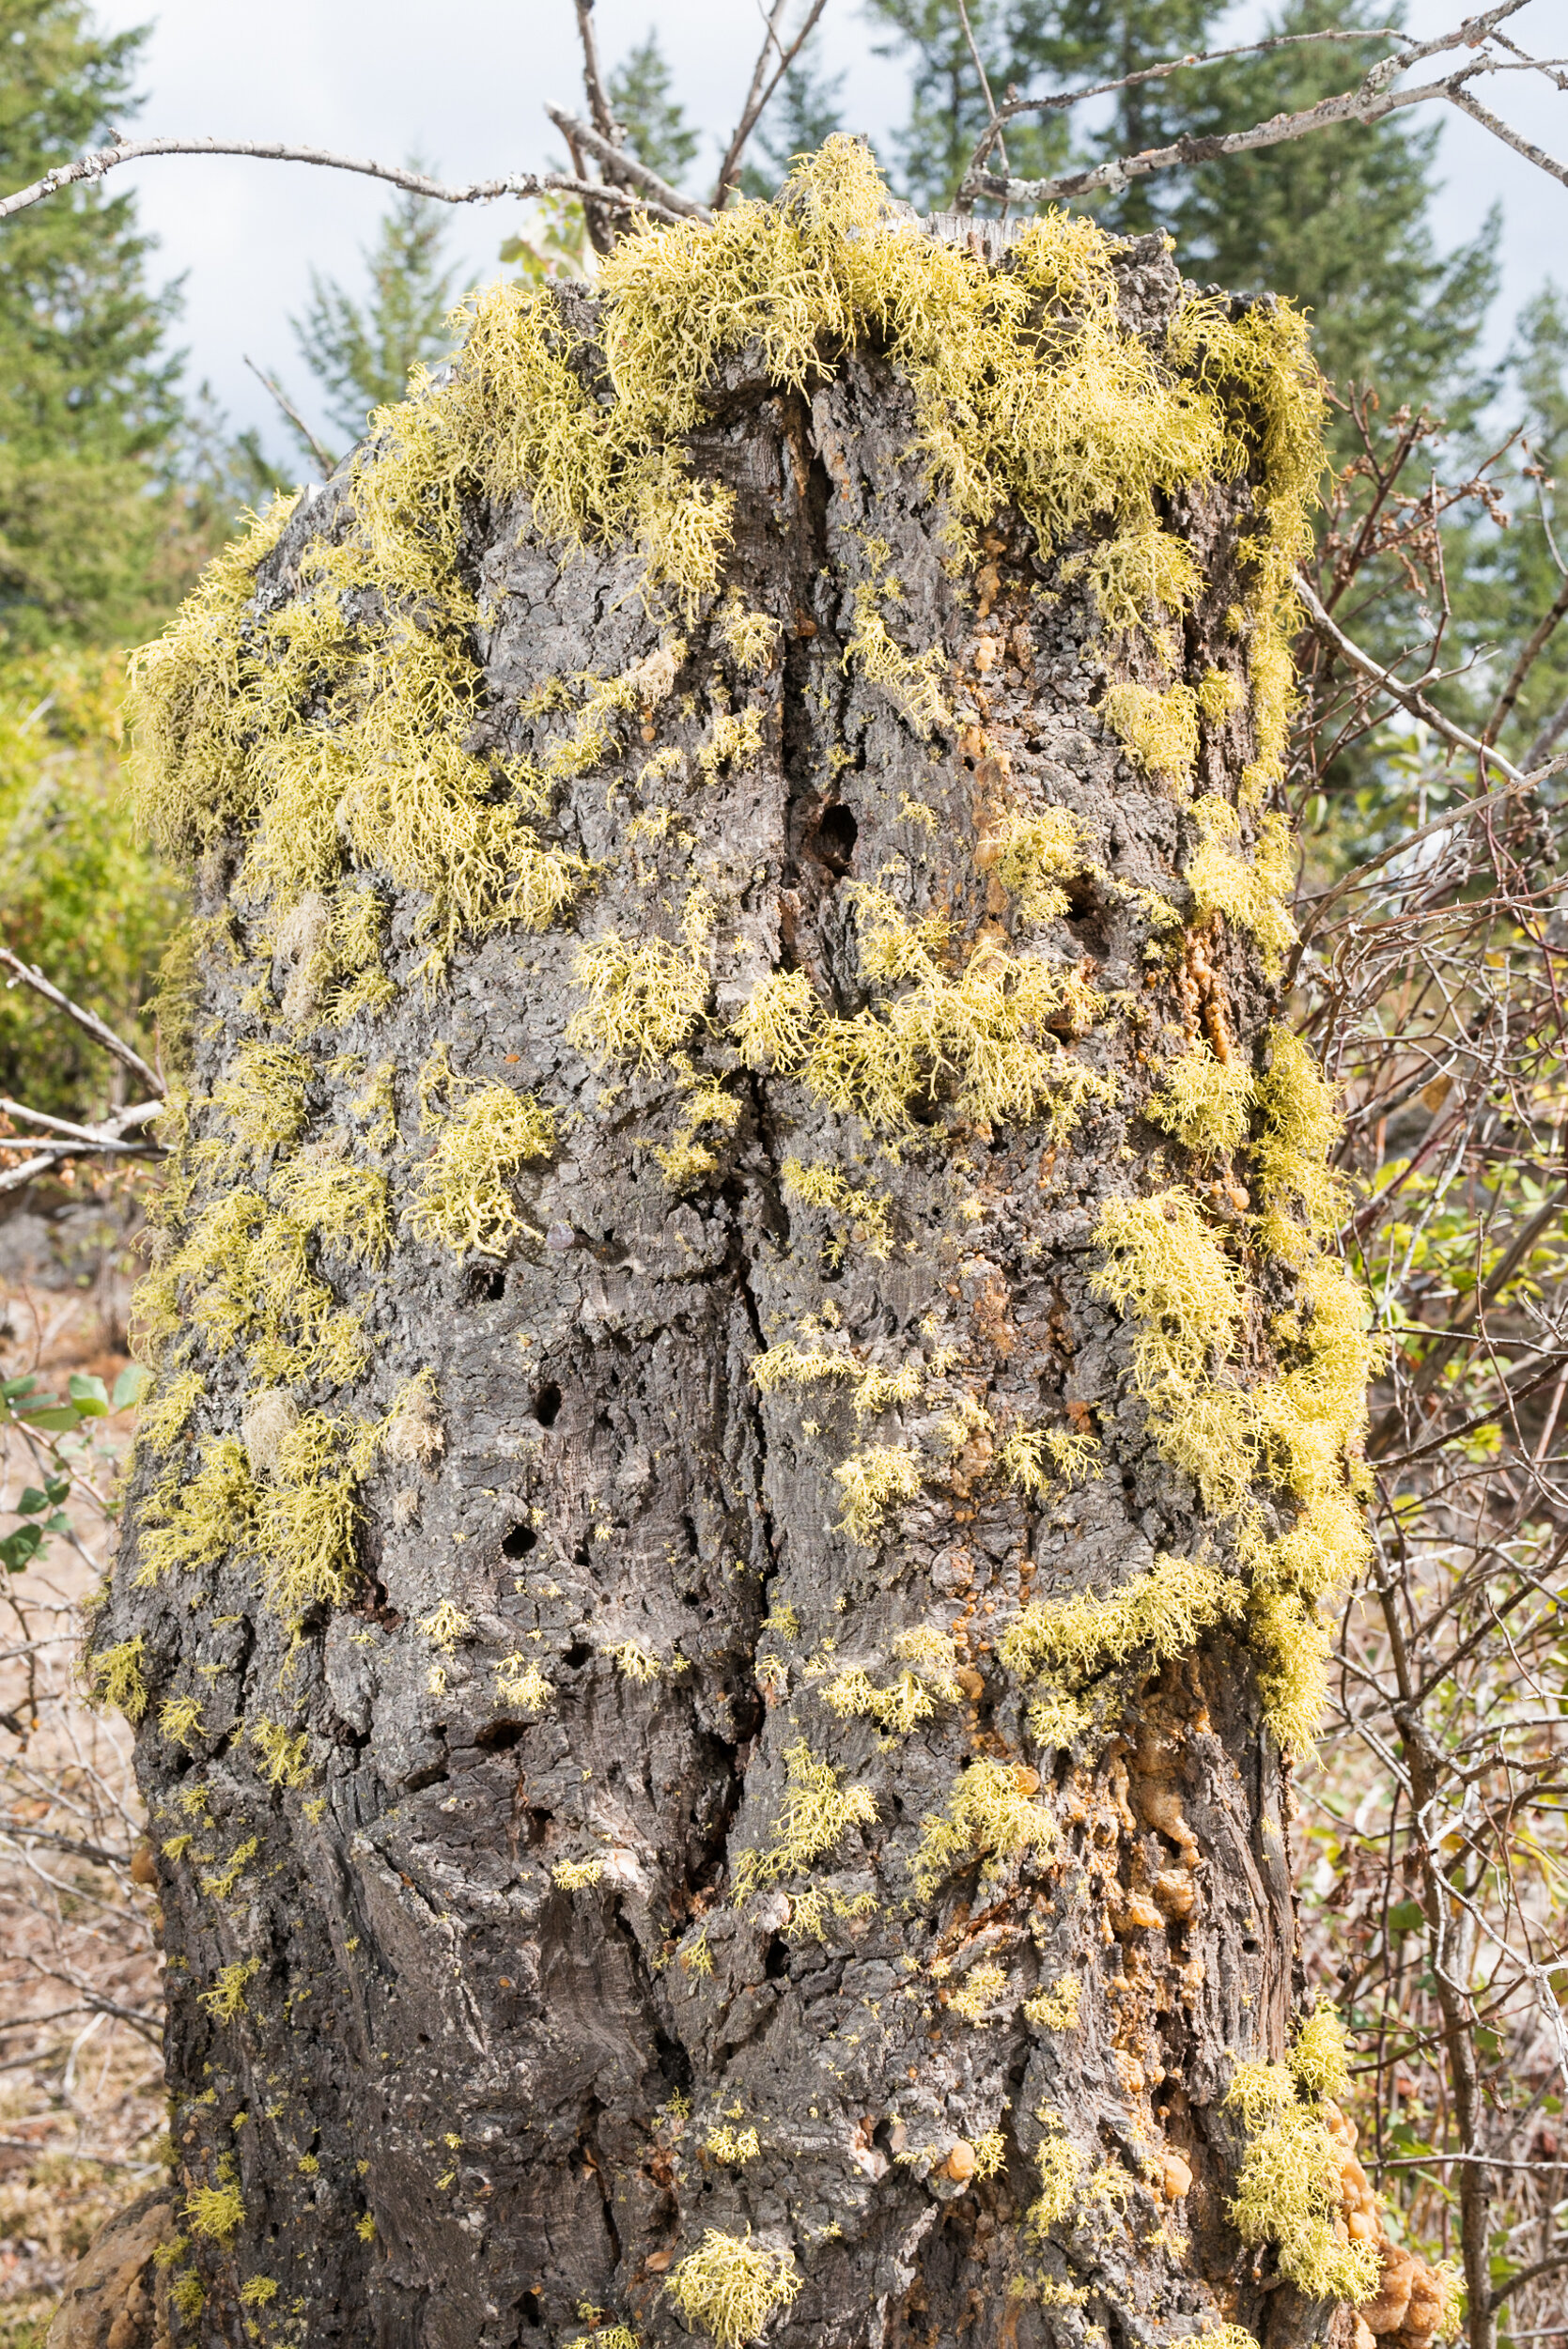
[1294,573,1530,785]
[2,1826,132,1870]
[0,1097,162,1149]
[955,0,1009,185]
[0,140,691,231]
[0,1097,163,1195]
[1288,774,1535,977]
[243,356,335,480]
[0,949,163,1095]
[1376,1352,1568,1470]
[545,109,708,221]
[1491,2245,1568,2310]
[711,0,791,210]
[573,0,623,153]
[1447,79,1568,184]
[710,0,831,212]
[959,21,1411,185]
[958,12,1568,209]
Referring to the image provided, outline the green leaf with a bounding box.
[15,1486,49,1516]
[1387,1899,1426,1935]
[68,1373,109,1416]
[0,1524,44,1572]
[111,1364,149,1412]
[23,1406,82,1431]
[1,1376,38,1400]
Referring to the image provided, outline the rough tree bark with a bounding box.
[90,154,1450,2349]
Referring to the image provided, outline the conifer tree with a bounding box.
[866,0,1088,213]
[1168,0,1498,425]
[609,30,700,189]
[290,177,463,450]
[1450,285,1568,761]
[0,0,185,644]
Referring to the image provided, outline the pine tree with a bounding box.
[1169,0,1498,422]
[866,0,1083,212]
[290,178,463,449]
[609,30,699,189]
[0,0,186,645]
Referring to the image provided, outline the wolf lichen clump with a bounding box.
[569,931,710,1071]
[666,2232,801,2349]
[1001,1554,1243,1684]
[411,1077,555,1256]
[1225,2010,1381,2305]
[85,1635,148,1721]
[832,1444,924,1544]
[732,1740,877,1899]
[1150,1045,1253,1155]
[912,1757,1055,1894]
[1188,801,1296,972]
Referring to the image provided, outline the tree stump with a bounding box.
[95,143,1443,2349]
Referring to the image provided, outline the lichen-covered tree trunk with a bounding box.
[97,149,1450,2349]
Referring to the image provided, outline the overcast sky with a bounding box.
[81,0,1568,470]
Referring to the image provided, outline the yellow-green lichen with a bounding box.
[950,1961,1009,2024]
[1187,800,1296,975]
[1149,1045,1253,1156]
[832,1442,924,1544]
[999,1424,1100,1501]
[666,2231,801,2349]
[718,598,782,674]
[1225,2014,1380,2306]
[185,2172,244,2243]
[1024,1973,1081,2030]
[199,1835,259,1901]
[1103,678,1200,789]
[1090,1190,1251,1514]
[912,1756,1055,1895]
[757,887,1110,1138]
[821,1629,961,1735]
[200,1958,259,2022]
[846,583,951,735]
[411,1070,554,1256]
[779,1157,893,1262]
[85,1636,148,1722]
[495,1655,555,1711]
[986,806,1091,926]
[134,1368,204,1456]
[1253,1025,1343,1257]
[552,1857,604,1890]
[1001,1553,1244,1682]
[159,1697,206,1750]
[569,929,709,1072]
[732,1739,877,1900]
[1028,2134,1083,2233]
[250,1719,311,1788]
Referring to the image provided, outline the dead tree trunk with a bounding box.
[97,147,1447,2349]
